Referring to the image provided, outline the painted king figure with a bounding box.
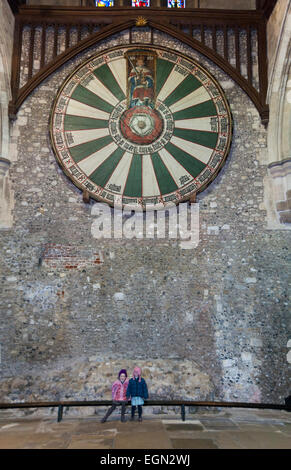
[128,56,154,109]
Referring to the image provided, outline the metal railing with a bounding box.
[0,399,289,422]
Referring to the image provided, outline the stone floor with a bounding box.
[0,408,290,449]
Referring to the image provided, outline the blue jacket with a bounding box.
[126,377,148,400]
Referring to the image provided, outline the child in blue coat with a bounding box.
[126,366,148,422]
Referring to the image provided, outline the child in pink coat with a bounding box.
[101,369,129,423]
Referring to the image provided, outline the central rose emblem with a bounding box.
[120,106,163,145]
[130,113,154,136]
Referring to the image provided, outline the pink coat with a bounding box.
[112,379,129,401]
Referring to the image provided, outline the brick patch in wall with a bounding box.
[40,243,104,270]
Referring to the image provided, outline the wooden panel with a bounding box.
[17,6,265,24]
[10,18,23,116]
[7,0,278,16]
[201,24,205,44]
[8,7,270,125]
[40,24,46,69]
[235,25,240,72]
[212,24,217,53]
[65,24,71,50]
[223,24,228,61]
[28,25,35,80]
[247,24,252,84]
[53,23,58,58]
[257,20,268,100]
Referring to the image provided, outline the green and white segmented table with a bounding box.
[51,45,232,210]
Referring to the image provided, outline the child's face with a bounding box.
[120,373,126,382]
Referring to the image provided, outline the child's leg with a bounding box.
[101,404,116,422]
[121,402,126,422]
[131,405,136,418]
[138,405,142,420]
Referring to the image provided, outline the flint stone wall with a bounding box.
[0,28,290,414]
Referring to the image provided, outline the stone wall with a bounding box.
[0,1,15,229]
[0,26,290,414]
